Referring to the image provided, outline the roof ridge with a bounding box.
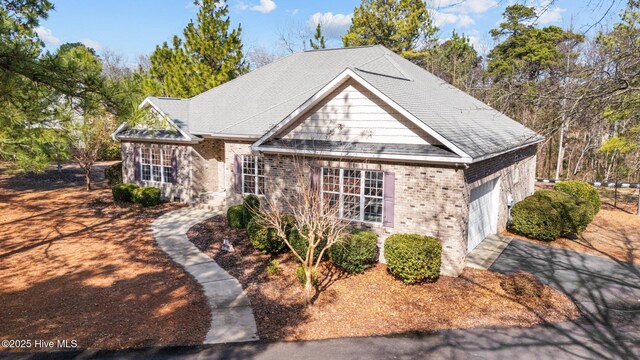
[303,45,382,52]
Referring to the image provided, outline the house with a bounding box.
[112,45,543,276]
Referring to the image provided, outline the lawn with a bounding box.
[508,184,640,264]
[187,215,579,341]
[0,163,210,352]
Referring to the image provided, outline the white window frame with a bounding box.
[242,155,266,195]
[140,147,173,184]
[320,167,384,224]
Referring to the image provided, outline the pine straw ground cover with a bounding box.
[188,216,579,341]
[0,163,210,352]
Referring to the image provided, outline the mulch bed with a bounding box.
[504,208,640,264]
[0,163,210,352]
[188,216,579,341]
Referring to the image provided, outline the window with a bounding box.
[140,147,173,183]
[321,168,384,223]
[242,156,265,195]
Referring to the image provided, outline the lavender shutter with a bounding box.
[310,167,320,193]
[171,149,178,184]
[133,146,140,181]
[234,155,243,194]
[383,172,395,228]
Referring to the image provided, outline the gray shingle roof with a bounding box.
[146,45,542,160]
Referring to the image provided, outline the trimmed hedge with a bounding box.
[510,195,563,241]
[104,162,122,186]
[242,195,260,225]
[288,226,327,261]
[329,229,379,274]
[112,183,139,203]
[227,205,246,229]
[384,234,442,284]
[534,190,594,235]
[246,217,287,254]
[554,180,601,214]
[132,187,161,207]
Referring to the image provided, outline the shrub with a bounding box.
[104,162,122,186]
[111,183,139,203]
[132,187,161,207]
[246,217,286,254]
[384,234,442,284]
[534,190,594,235]
[510,195,564,241]
[500,272,543,298]
[295,265,318,286]
[288,226,327,261]
[329,229,379,274]
[265,259,282,277]
[554,180,601,214]
[242,195,260,224]
[227,205,246,229]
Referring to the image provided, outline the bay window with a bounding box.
[140,147,173,183]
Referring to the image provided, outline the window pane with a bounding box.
[322,168,340,192]
[257,176,266,195]
[142,164,151,181]
[243,156,255,176]
[163,150,172,166]
[343,169,361,195]
[163,166,173,183]
[257,158,264,176]
[364,197,383,223]
[152,165,162,182]
[364,171,383,197]
[343,194,361,220]
[151,149,161,165]
[141,149,150,165]
[243,174,255,194]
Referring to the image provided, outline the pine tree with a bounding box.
[143,0,248,98]
[309,24,326,50]
[342,0,437,60]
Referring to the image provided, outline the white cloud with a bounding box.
[80,39,103,51]
[429,0,497,14]
[35,26,61,46]
[537,3,565,24]
[430,9,475,28]
[307,12,353,39]
[251,0,276,13]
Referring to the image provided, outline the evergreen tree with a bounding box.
[309,23,326,49]
[143,0,247,98]
[342,0,437,60]
[428,30,481,90]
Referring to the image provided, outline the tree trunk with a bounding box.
[555,112,566,180]
[304,267,312,306]
[637,187,640,216]
[85,169,92,191]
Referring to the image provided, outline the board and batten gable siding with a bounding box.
[281,79,441,145]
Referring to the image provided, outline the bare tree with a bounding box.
[258,155,351,305]
[277,22,312,54]
[246,47,281,69]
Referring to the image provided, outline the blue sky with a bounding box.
[36,0,627,64]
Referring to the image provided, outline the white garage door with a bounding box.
[467,178,501,252]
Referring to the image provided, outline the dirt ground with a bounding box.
[188,216,579,341]
[0,163,210,352]
[510,184,640,264]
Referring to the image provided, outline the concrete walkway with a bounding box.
[152,206,258,344]
[466,234,513,269]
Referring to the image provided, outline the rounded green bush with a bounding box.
[246,217,286,254]
[554,180,601,214]
[329,229,379,274]
[242,195,260,225]
[111,183,139,203]
[104,162,123,186]
[534,189,594,235]
[510,195,564,241]
[384,234,442,284]
[227,205,246,229]
[288,226,327,261]
[132,187,161,207]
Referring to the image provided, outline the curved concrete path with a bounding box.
[152,206,258,344]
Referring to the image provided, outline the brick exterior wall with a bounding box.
[464,145,537,235]
[121,138,225,202]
